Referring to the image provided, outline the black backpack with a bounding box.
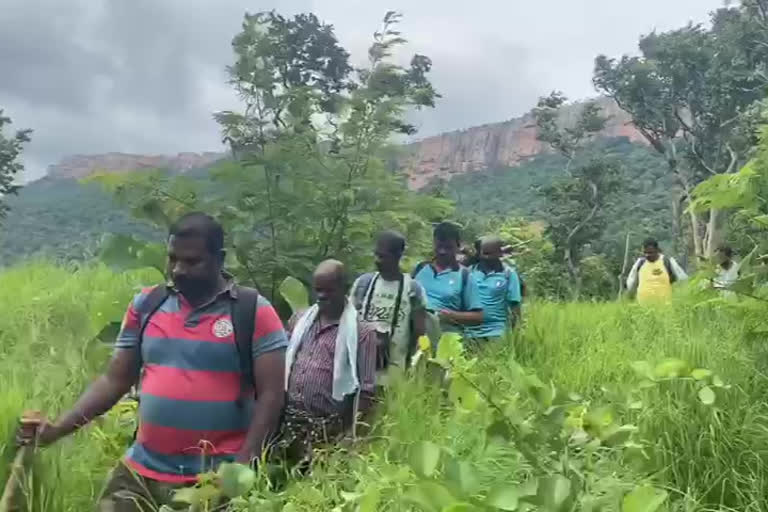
[411,262,470,310]
[135,284,260,407]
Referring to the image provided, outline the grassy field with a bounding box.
[0,263,766,511]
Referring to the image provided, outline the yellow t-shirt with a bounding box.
[637,257,672,303]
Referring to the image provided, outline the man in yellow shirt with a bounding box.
[626,238,688,303]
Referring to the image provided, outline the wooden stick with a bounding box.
[0,445,33,512]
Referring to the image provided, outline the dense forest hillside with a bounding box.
[0,178,160,265]
[427,137,679,261]
[0,136,677,268]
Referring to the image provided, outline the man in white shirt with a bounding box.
[713,245,740,291]
[351,231,428,378]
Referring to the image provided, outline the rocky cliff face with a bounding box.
[46,151,226,180]
[44,98,643,187]
[402,97,645,188]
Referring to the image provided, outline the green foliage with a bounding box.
[691,112,768,267]
[98,234,166,279]
[0,110,31,220]
[594,1,768,260]
[622,485,668,512]
[90,11,451,303]
[0,263,767,510]
[278,276,310,316]
[439,139,672,300]
[0,178,162,267]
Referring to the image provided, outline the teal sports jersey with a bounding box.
[465,265,521,338]
[412,263,482,332]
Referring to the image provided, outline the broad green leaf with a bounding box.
[485,484,519,510]
[445,458,480,496]
[690,368,712,380]
[99,234,166,277]
[698,386,716,405]
[517,479,539,503]
[653,358,688,379]
[217,462,256,498]
[630,361,654,381]
[536,475,572,511]
[486,419,513,443]
[601,424,638,446]
[435,333,464,364]
[172,487,199,505]
[409,441,441,478]
[279,276,309,315]
[359,486,380,512]
[340,491,362,502]
[418,335,432,352]
[404,482,457,512]
[525,375,554,407]
[449,376,481,411]
[172,484,220,505]
[621,485,668,512]
[583,407,614,437]
[712,375,725,388]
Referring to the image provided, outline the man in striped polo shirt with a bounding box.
[22,213,288,510]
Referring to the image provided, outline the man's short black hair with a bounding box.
[376,230,406,256]
[717,244,734,258]
[433,221,461,244]
[642,237,660,250]
[169,212,224,255]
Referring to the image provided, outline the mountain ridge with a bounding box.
[40,97,644,187]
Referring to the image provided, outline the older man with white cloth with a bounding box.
[278,259,377,467]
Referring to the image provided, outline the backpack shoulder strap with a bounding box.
[352,272,376,312]
[411,261,429,279]
[136,286,170,350]
[663,255,677,283]
[231,286,260,399]
[460,266,470,310]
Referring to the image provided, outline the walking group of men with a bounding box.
[19,213,523,511]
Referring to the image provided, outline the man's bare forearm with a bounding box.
[440,309,483,325]
[52,374,132,439]
[237,391,285,463]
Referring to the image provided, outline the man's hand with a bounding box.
[438,309,457,323]
[439,309,483,326]
[16,411,63,448]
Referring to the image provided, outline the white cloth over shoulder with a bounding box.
[714,262,740,289]
[285,299,360,402]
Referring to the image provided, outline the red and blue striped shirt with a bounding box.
[114,283,288,483]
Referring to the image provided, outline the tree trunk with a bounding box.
[671,193,686,267]
[565,181,600,298]
[688,208,704,263]
[703,208,722,261]
[617,231,631,300]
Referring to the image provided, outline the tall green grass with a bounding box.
[0,262,155,511]
[517,301,768,510]
[0,263,766,510]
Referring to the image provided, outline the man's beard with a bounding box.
[174,276,212,297]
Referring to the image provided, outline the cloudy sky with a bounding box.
[1,0,724,181]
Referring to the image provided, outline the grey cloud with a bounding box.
[1,0,723,181]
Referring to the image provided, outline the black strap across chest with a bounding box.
[362,273,405,336]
